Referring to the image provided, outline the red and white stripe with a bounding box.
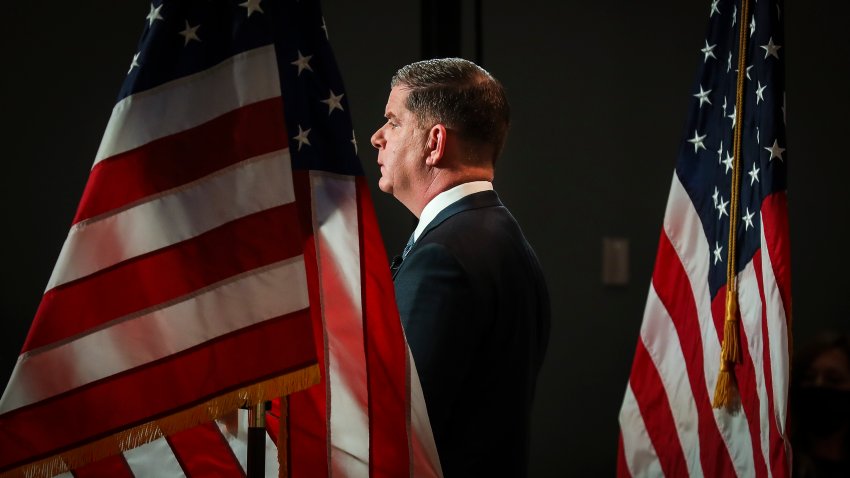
[617,174,791,478]
[284,171,441,477]
[65,172,442,478]
[56,409,279,478]
[0,37,440,477]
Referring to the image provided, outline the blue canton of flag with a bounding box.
[677,0,787,291]
[123,0,362,176]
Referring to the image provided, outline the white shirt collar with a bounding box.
[413,181,493,241]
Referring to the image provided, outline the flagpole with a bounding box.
[246,401,270,478]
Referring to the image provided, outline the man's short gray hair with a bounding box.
[391,58,510,164]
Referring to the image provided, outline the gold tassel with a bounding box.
[3,364,320,478]
[720,291,741,363]
[712,361,737,408]
[713,290,741,409]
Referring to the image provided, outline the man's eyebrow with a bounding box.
[385,111,398,120]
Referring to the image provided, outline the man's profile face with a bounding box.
[370,86,428,201]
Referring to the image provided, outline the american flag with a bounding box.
[0,1,440,477]
[617,0,792,476]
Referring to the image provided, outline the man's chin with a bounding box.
[377,179,392,194]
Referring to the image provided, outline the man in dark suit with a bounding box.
[370,58,550,477]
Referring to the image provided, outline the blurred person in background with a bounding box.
[791,331,850,478]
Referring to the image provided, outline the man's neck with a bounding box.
[412,181,494,241]
[410,167,493,217]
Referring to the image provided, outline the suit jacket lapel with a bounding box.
[392,190,503,280]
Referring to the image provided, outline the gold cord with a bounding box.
[713,0,750,409]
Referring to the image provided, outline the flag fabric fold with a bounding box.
[0,1,440,476]
[617,0,791,477]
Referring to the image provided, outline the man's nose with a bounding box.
[371,129,384,150]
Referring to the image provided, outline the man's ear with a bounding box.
[425,124,447,167]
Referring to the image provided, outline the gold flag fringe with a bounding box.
[712,0,750,410]
[2,364,320,478]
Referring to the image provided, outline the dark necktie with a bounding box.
[390,234,415,273]
[402,234,415,259]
